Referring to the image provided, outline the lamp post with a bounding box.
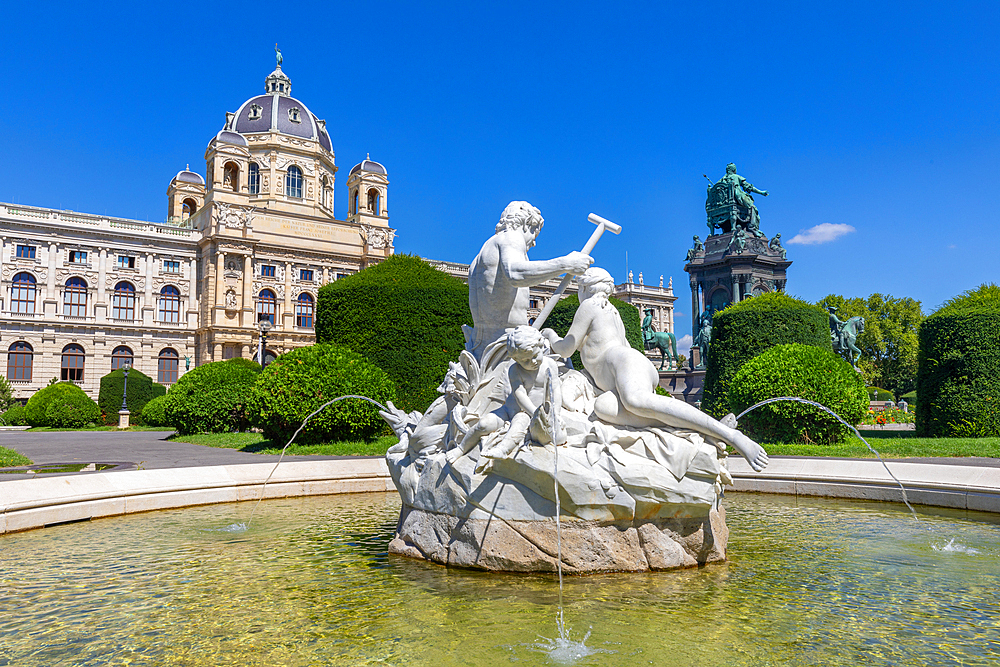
[118,358,132,429]
[258,318,272,368]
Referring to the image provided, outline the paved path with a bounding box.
[0,431,353,480]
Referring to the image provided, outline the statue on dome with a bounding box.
[275,44,283,68]
[705,163,769,235]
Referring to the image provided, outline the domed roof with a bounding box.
[174,169,205,185]
[350,157,386,176]
[225,66,333,152]
[214,130,248,147]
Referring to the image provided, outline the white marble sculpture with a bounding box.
[381,202,769,573]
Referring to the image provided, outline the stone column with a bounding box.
[690,281,699,339]
[243,254,253,320]
[214,249,225,324]
[46,242,58,315]
[731,276,741,303]
[187,258,197,324]
[284,261,292,327]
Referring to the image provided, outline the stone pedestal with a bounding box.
[117,409,130,429]
[658,368,705,403]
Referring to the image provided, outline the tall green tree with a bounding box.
[816,294,923,398]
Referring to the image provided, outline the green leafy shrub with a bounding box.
[141,395,170,427]
[917,284,1000,437]
[44,391,101,428]
[546,294,644,369]
[163,359,261,434]
[98,369,162,425]
[1,404,27,426]
[703,293,831,418]
[248,343,398,444]
[727,344,867,444]
[316,255,472,412]
[25,383,100,428]
[900,390,917,404]
[0,375,15,412]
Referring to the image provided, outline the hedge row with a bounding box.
[702,293,831,418]
[98,369,166,425]
[917,284,1000,437]
[315,255,472,412]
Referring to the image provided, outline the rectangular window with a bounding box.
[336,272,350,280]
[261,265,276,277]
[117,255,135,269]
[16,245,35,259]
[223,345,238,360]
[300,269,313,282]
[69,250,88,264]
[164,260,180,273]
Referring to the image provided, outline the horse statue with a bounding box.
[642,308,679,370]
[833,315,865,369]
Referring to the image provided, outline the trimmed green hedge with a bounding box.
[727,344,868,444]
[98,369,164,425]
[141,395,170,427]
[545,294,644,369]
[1,404,27,426]
[867,387,894,402]
[248,343,398,444]
[25,383,100,428]
[316,255,472,412]
[702,293,831,418]
[917,284,1000,437]
[163,359,261,434]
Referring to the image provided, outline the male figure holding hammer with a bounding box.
[466,201,593,360]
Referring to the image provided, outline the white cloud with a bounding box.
[786,223,856,245]
[676,334,692,357]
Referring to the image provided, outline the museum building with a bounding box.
[0,62,394,401]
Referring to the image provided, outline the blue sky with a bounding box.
[2,1,998,340]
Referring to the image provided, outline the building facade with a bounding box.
[0,62,394,401]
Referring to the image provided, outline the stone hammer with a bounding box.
[531,213,623,330]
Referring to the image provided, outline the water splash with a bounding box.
[202,522,249,533]
[526,625,615,664]
[736,396,921,520]
[933,538,980,555]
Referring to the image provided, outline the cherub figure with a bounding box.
[541,268,769,471]
[447,326,564,473]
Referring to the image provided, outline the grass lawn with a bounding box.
[26,426,176,432]
[169,432,399,456]
[763,434,1000,459]
[174,431,1000,460]
[0,446,32,467]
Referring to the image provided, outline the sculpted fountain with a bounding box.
[380,201,769,573]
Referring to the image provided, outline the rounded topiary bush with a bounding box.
[163,358,261,434]
[98,369,162,425]
[867,387,894,402]
[316,255,472,412]
[727,344,867,444]
[25,383,100,428]
[141,395,170,427]
[703,292,831,418]
[248,343,398,444]
[545,294,645,369]
[1,404,27,426]
[917,284,1000,437]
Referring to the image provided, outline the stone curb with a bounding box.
[0,458,393,535]
[727,457,1000,513]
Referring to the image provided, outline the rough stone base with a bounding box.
[388,504,728,573]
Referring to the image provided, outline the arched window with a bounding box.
[159,285,181,323]
[286,166,303,198]
[321,176,331,209]
[257,289,276,324]
[63,277,88,317]
[223,162,239,192]
[351,189,359,215]
[367,188,381,215]
[111,345,133,371]
[7,341,32,381]
[61,344,85,382]
[158,348,179,384]
[296,293,314,328]
[182,198,198,219]
[112,281,136,320]
[248,162,260,195]
[11,272,36,314]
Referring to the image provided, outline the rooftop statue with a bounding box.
[275,43,282,68]
[769,233,787,259]
[380,208,769,573]
[705,163,769,235]
[685,235,704,261]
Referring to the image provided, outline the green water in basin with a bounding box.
[1,492,998,666]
